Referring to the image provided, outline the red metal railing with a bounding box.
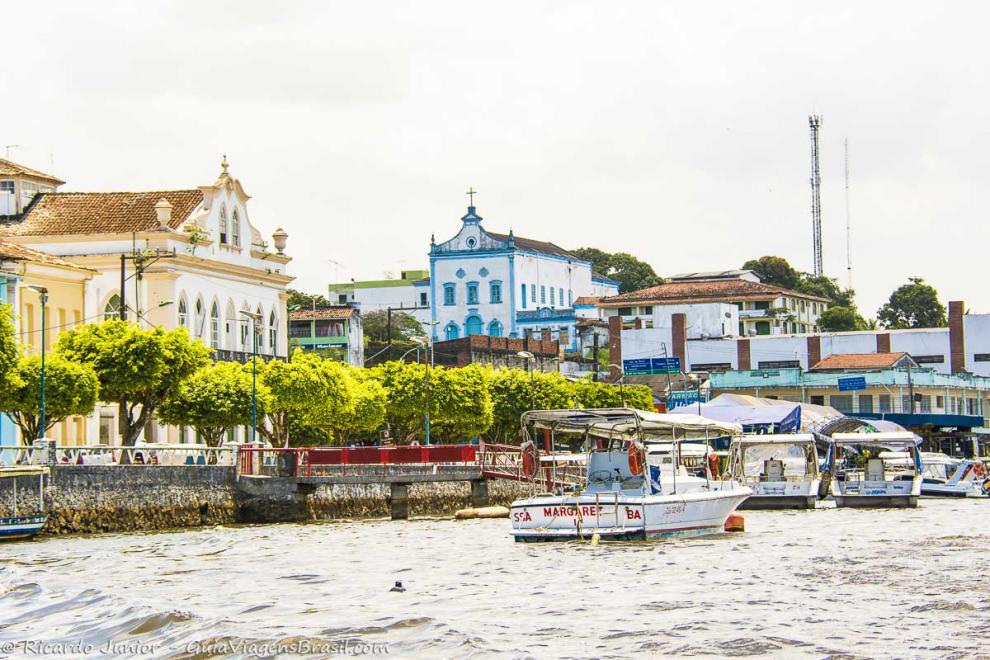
[237,444,477,477]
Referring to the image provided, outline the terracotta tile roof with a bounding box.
[573,296,602,306]
[0,240,88,270]
[0,158,65,185]
[591,271,618,282]
[811,352,912,371]
[289,307,355,321]
[1,190,204,236]
[487,232,578,259]
[600,278,831,306]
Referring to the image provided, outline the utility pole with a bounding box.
[809,115,824,277]
[844,137,853,290]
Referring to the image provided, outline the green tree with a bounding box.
[817,305,868,332]
[258,350,354,446]
[56,320,212,446]
[287,288,330,309]
[159,361,268,447]
[877,277,947,329]
[0,303,19,389]
[488,369,575,443]
[573,378,654,410]
[327,371,387,443]
[0,354,99,443]
[742,256,801,290]
[362,310,424,342]
[367,361,428,442]
[571,248,665,294]
[429,364,493,442]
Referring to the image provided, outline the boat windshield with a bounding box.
[739,443,815,479]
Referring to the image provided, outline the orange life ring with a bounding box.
[628,442,646,476]
[521,441,539,479]
[708,451,720,478]
[972,462,987,478]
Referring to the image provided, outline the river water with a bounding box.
[1,498,987,659]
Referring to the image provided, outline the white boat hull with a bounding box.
[921,481,989,498]
[510,487,751,542]
[0,515,47,540]
[738,479,820,510]
[832,478,922,508]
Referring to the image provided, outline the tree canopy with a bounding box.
[0,354,99,443]
[570,248,665,294]
[742,256,801,290]
[56,320,212,446]
[877,277,947,329]
[287,288,330,310]
[817,305,868,332]
[362,310,424,342]
[159,361,268,447]
[742,255,860,318]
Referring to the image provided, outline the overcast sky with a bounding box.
[5,1,987,316]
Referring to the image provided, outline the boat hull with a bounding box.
[833,495,919,508]
[921,483,988,498]
[831,477,922,509]
[510,487,751,542]
[739,495,817,510]
[0,515,47,541]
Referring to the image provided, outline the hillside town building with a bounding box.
[328,269,430,325]
[288,306,364,365]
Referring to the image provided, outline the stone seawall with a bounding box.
[0,466,535,536]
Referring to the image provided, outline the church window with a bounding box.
[104,294,121,321]
[269,311,278,352]
[195,299,205,337]
[559,288,564,306]
[490,281,502,304]
[488,320,503,337]
[467,282,479,305]
[465,315,483,336]
[550,288,555,305]
[445,323,459,340]
[521,284,527,309]
[531,285,536,303]
[541,286,546,304]
[210,302,221,348]
[178,298,188,328]
[219,206,229,244]
[466,237,477,249]
[568,289,573,306]
[231,209,241,247]
[443,283,456,306]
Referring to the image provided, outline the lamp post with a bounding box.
[517,351,536,410]
[27,286,48,441]
[608,363,626,407]
[239,310,263,446]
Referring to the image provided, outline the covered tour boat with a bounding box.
[510,409,751,542]
[913,453,990,498]
[0,466,49,541]
[827,432,922,508]
[727,434,821,509]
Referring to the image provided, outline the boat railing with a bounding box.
[478,442,587,491]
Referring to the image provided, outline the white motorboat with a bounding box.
[510,409,751,542]
[0,466,49,541]
[912,453,990,498]
[827,432,922,508]
[727,434,821,509]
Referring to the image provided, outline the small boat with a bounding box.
[510,409,751,542]
[727,434,821,509]
[0,466,49,540]
[912,453,990,498]
[827,432,922,508]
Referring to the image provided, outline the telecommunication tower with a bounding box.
[844,138,852,289]
[809,115,823,276]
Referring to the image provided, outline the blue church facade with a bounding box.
[429,205,618,351]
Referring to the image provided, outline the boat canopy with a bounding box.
[731,433,816,447]
[520,408,742,441]
[670,401,802,433]
[0,466,50,478]
[831,431,919,448]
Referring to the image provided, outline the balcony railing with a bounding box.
[212,349,285,364]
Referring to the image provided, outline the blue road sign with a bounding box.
[622,358,653,374]
[838,376,867,392]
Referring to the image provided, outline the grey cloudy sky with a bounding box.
[5,1,987,316]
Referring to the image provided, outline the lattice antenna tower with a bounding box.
[809,115,823,277]
[844,137,852,289]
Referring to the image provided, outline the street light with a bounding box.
[239,310,263,446]
[517,351,536,410]
[27,286,48,442]
[608,363,626,407]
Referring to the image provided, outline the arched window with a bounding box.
[239,306,250,349]
[210,302,220,348]
[488,320,503,337]
[194,298,205,337]
[268,311,278,354]
[445,323,459,341]
[465,315,483,336]
[104,294,121,321]
[178,298,188,328]
[255,306,264,352]
[467,282,479,305]
[231,209,241,247]
[224,302,237,349]
[219,205,229,244]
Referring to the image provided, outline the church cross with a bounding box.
[466,187,477,206]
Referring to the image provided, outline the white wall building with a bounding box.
[429,203,619,351]
[328,269,431,325]
[0,157,293,445]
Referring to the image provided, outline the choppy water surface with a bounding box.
[1,499,989,658]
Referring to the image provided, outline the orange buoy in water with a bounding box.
[724,513,745,532]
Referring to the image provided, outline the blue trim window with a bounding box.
[531,284,536,303]
[540,286,546,304]
[490,281,502,304]
[467,282,479,305]
[559,288,564,307]
[445,323,459,340]
[488,320,503,337]
[521,284,527,309]
[465,315,483,336]
[550,287,555,305]
[443,283,456,306]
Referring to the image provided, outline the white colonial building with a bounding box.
[429,203,618,351]
[0,157,293,444]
